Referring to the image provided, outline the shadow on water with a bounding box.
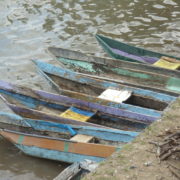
[0,0,179,179]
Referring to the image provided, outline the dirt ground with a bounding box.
[83,98,180,180]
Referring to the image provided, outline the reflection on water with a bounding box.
[0,0,179,179]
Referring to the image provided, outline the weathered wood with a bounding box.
[37,68,163,117]
[53,162,81,180]
[60,107,95,122]
[48,47,180,95]
[32,60,177,112]
[48,46,180,78]
[154,57,180,70]
[0,80,159,126]
[0,128,118,161]
[70,134,94,143]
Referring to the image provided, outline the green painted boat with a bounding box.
[95,34,180,68]
[48,47,180,95]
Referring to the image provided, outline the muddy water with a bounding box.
[0,0,179,179]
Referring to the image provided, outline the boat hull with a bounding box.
[0,129,119,163]
[48,47,180,95]
[33,60,177,112]
[0,80,159,126]
[95,34,180,64]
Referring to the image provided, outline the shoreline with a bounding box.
[83,98,180,180]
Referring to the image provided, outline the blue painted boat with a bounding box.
[0,102,138,163]
[0,81,152,131]
[32,60,177,112]
[0,112,138,143]
[0,125,121,163]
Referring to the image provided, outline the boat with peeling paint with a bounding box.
[95,34,180,70]
[0,124,122,163]
[32,60,177,112]
[48,47,180,95]
[0,109,138,144]
[0,81,154,132]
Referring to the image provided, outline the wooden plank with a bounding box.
[53,162,81,180]
[70,134,94,143]
[160,56,179,63]
[60,107,95,122]
[154,57,180,70]
[98,89,131,103]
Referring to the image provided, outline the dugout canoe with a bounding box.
[0,81,153,131]
[48,47,180,95]
[0,109,138,144]
[33,60,177,111]
[0,125,122,163]
[95,34,180,70]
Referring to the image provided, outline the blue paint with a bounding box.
[0,80,162,119]
[0,90,37,109]
[33,60,176,103]
[0,89,68,112]
[0,80,158,124]
[106,102,161,118]
[0,112,23,121]
[15,144,106,163]
[35,121,77,136]
[38,70,161,118]
[70,106,95,117]
[25,119,139,142]
[0,112,138,142]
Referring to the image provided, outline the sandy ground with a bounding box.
[83,98,180,180]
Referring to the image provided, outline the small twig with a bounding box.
[168,166,180,179]
[149,141,159,146]
[167,162,180,171]
[160,148,180,161]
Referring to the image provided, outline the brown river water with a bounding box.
[0,0,179,179]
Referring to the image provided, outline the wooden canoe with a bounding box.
[0,81,152,131]
[32,60,177,111]
[0,110,138,143]
[48,47,180,95]
[0,125,121,163]
[95,34,180,70]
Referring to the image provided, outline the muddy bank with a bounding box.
[83,98,180,180]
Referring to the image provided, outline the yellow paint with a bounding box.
[60,109,91,122]
[154,57,180,70]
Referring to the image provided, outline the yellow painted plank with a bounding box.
[60,107,94,122]
[154,57,180,70]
